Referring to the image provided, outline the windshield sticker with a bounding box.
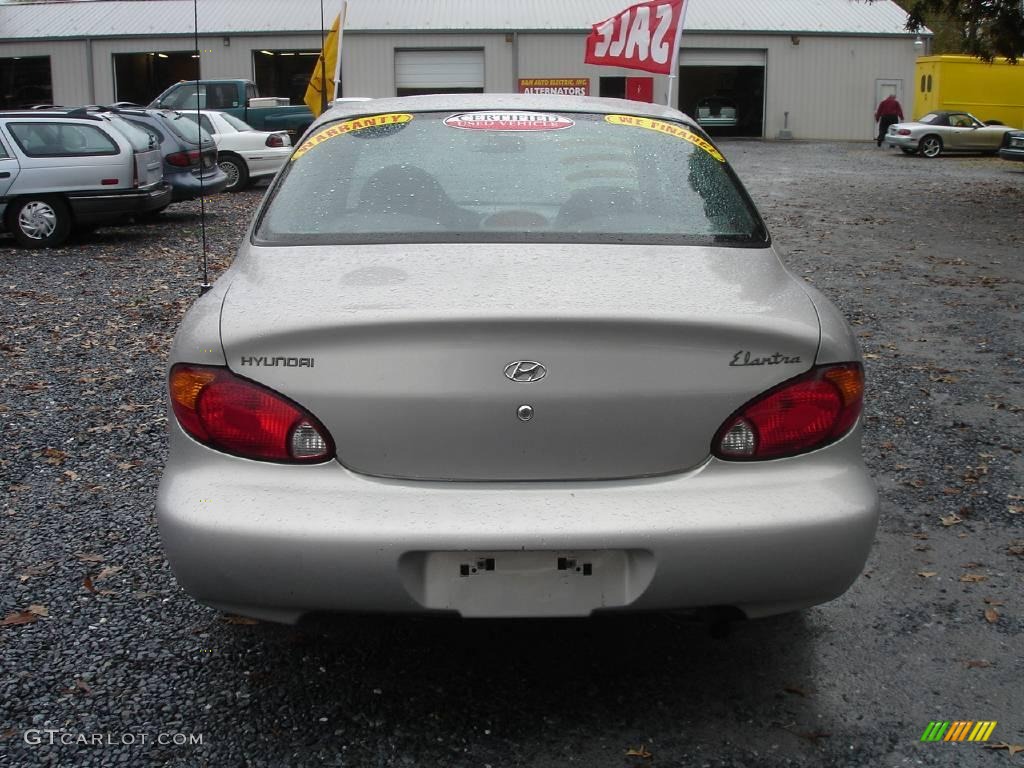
[443,112,575,132]
[604,114,726,162]
[291,113,414,160]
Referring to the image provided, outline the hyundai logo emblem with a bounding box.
[504,360,547,383]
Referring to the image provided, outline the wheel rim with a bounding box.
[220,160,240,189]
[18,201,57,240]
[922,138,941,157]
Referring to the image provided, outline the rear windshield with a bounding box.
[106,115,155,152]
[158,112,213,146]
[254,110,768,247]
[221,113,254,132]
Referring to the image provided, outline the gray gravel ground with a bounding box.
[1,142,1022,768]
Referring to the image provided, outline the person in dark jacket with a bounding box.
[875,94,905,146]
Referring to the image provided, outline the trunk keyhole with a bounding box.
[517,405,534,422]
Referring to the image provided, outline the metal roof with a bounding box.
[0,0,921,41]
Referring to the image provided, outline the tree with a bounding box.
[894,0,1024,61]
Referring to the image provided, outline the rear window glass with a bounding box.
[255,111,767,247]
[7,121,118,157]
[221,113,254,132]
[158,112,213,146]
[106,115,155,152]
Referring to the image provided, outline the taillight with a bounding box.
[166,150,201,167]
[713,363,864,460]
[897,129,912,135]
[169,364,334,463]
[265,133,285,148]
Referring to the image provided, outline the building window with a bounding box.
[113,52,197,106]
[1,56,53,109]
[253,49,325,106]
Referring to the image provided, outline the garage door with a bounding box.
[394,49,484,95]
[679,49,766,67]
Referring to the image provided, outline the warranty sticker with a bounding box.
[604,114,725,162]
[444,111,575,131]
[291,113,414,160]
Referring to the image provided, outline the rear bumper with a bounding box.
[998,146,1024,162]
[158,424,878,623]
[168,167,229,201]
[886,134,917,151]
[67,183,172,223]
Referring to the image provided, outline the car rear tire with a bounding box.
[219,155,250,192]
[919,135,943,158]
[7,196,72,249]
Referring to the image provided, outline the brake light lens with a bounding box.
[169,364,334,463]
[897,128,912,135]
[713,363,864,460]
[265,133,286,148]
[166,149,201,167]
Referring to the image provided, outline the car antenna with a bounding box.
[193,0,211,296]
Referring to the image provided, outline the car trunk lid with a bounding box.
[219,244,821,481]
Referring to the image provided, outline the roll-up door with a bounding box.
[395,50,484,96]
[679,49,766,67]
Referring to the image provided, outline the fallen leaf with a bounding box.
[911,532,929,540]
[42,448,67,465]
[984,607,1000,624]
[961,562,981,568]
[797,730,831,744]
[1008,505,1023,514]
[27,604,48,617]
[984,743,1024,756]
[940,514,963,527]
[75,553,104,563]
[963,660,992,668]
[82,574,114,596]
[625,745,652,759]
[784,685,813,698]
[1008,540,1024,557]
[959,574,988,583]
[95,566,123,581]
[62,470,79,481]
[918,571,938,578]
[1,611,40,627]
[222,615,259,625]
[984,598,1005,606]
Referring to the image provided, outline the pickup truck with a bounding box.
[148,80,314,137]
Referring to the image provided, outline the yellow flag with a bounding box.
[304,13,341,117]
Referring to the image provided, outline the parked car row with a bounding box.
[0,106,291,248]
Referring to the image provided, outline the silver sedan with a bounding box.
[158,95,877,623]
[886,110,1016,157]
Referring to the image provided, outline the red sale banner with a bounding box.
[584,0,685,75]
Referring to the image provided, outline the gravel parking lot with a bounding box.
[1,141,1022,768]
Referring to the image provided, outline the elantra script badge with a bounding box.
[504,361,547,382]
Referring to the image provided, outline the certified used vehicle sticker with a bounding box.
[291,113,414,161]
[604,114,725,162]
[443,111,575,131]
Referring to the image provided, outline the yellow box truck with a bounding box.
[915,55,1024,128]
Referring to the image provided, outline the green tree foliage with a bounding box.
[893,0,1024,61]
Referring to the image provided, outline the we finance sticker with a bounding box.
[443,111,575,132]
[604,114,726,162]
[291,113,413,161]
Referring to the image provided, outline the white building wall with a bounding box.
[2,30,918,140]
[518,32,918,140]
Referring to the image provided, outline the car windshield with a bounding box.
[220,113,254,132]
[919,113,941,124]
[159,112,213,146]
[255,110,768,247]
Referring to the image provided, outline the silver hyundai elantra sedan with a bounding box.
[158,95,877,623]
